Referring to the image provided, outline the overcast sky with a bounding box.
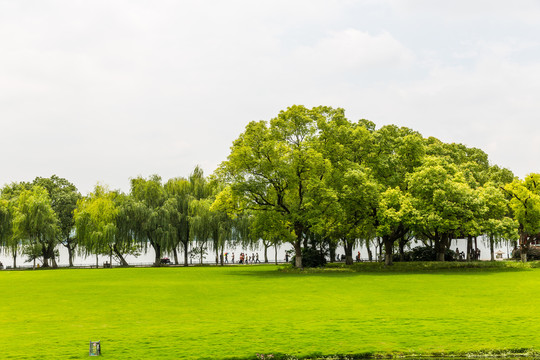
[1,0,539,194]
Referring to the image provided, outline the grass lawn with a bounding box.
[0,263,539,359]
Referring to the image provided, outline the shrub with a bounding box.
[290,247,327,268]
[408,246,456,262]
[511,246,540,261]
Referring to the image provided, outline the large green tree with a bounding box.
[219,105,331,267]
[408,159,479,261]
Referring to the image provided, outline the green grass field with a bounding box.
[1,264,539,359]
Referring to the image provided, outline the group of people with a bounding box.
[224,252,261,264]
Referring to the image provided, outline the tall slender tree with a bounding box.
[130,175,175,266]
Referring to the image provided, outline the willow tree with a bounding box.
[1,182,30,268]
[0,198,15,267]
[186,177,228,265]
[189,197,213,264]
[165,166,214,266]
[74,185,133,267]
[130,175,175,267]
[14,185,59,268]
[33,175,80,267]
[218,105,332,268]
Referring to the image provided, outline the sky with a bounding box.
[1,0,539,195]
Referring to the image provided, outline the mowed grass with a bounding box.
[1,264,539,359]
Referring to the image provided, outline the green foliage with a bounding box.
[219,105,335,267]
[512,246,540,261]
[130,175,176,266]
[13,185,60,267]
[407,246,456,262]
[289,247,327,268]
[74,185,137,266]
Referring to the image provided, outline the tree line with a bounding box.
[0,170,255,268]
[217,105,540,266]
[1,105,539,269]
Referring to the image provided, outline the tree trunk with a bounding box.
[377,237,383,262]
[366,240,373,261]
[329,241,336,263]
[383,235,394,266]
[152,241,162,267]
[294,240,302,268]
[113,244,129,267]
[42,243,50,268]
[51,244,58,269]
[183,240,189,266]
[67,244,74,267]
[264,243,269,263]
[173,247,179,265]
[274,243,278,265]
[435,238,445,262]
[519,232,529,263]
[96,254,99,268]
[343,239,354,265]
[109,248,113,269]
[220,243,224,266]
[294,223,303,268]
[13,253,17,269]
[466,236,472,261]
[215,246,219,265]
[198,243,205,265]
[490,235,495,261]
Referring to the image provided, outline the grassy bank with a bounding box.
[0,263,539,359]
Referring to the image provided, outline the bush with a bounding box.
[512,246,540,261]
[290,247,327,268]
[408,246,456,262]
